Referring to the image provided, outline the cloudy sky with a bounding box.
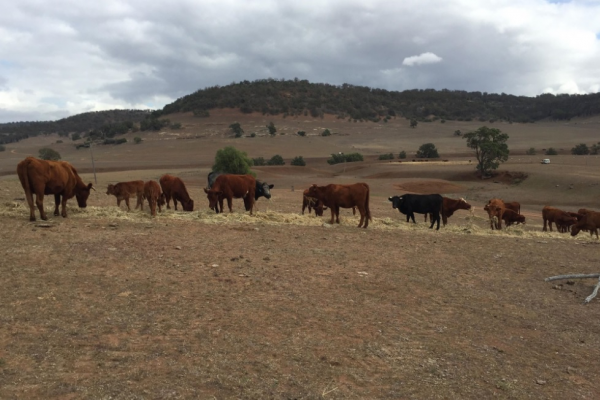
[1,0,599,123]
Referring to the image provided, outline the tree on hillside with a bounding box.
[267,122,277,136]
[229,122,244,138]
[416,143,439,158]
[212,146,254,175]
[545,147,558,155]
[267,155,285,165]
[463,126,509,178]
[571,143,590,155]
[38,147,61,161]
[291,156,306,166]
[410,119,418,128]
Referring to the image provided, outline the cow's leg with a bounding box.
[335,206,341,224]
[424,213,428,222]
[54,193,61,216]
[125,197,131,211]
[165,195,171,209]
[60,195,69,218]
[548,221,553,232]
[358,206,367,228]
[248,198,254,215]
[329,207,336,225]
[226,197,233,213]
[434,212,441,230]
[173,198,178,211]
[137,195,143,210]
[542,218,547,231]
[23,188,37,221]
[410,213,416,224]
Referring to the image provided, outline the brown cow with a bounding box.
[106,180,144,211]
[306,183,371,228]
[502,209,526,226]
[504,201,521,214]
[17,156,94,221]
[571,210,600,239]
[302,190,326,216]
[425,197,472,226]
[203,174,256,215]
[144,180,165,217]
[159,174,194,211]
[542,206,578,233]
[484,198,506,230]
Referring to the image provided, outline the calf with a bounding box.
[389,193,443,230]
[542,206,578,233]
[144,180,165,217]
[106,180,144,211]
[502,209,526,227]
[306,183,371,228]
[159,174,194,211]
[571,210,600,239]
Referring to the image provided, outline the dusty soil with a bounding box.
[2,111,600,399]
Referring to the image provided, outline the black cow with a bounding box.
[206,172,274,212]
[389,194,443,230]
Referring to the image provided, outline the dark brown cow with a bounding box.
[306,183,371,228]
[504,201,521,214]
[16,156,94,221]
[484,198,506,230]
[502,209,526,226]
[302,189,326,216]
[159,174,194,211]
[542,206,578,233]
[203,174,256,214]
[106,180,144,211]
[144,180,165,217]
[571,210,600,239]
[424,197,472,226]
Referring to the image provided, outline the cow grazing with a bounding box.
[484,198,507,230]
[571,210,600,239]
[204,174,256,214]
[542,206,578,233]
[502,209,526,226]
[17,156,94,221]
[306,183,371,228]
[106,180,144,211]
[159,174,194,211]
[302,189,327,216]
[207,172,273,212]
[424,197,472,226]
[389,193,443,230]
[144,180,165,217]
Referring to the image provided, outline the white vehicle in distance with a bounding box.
[541,158,551,164]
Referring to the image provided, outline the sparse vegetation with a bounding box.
[545,148,558,155]
[327,152,363,165]
[526,147,536,155]
[297,131,306,137]
[267,155,285,165]
[378,153,394,160]
[134,137,143,144]
[38,147,61,161]
[252,157,266,166]
[291,156,306,166]
[321,129,331,137]
[410,119,418,128]
[572,143,590,155]
[399,151,407,159]
[454,130,462,136]
[170,122,182,130]
[213,146,254,174]
[71,132,81,141]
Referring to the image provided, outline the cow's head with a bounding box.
[76,183,94,208]
[459,198,472,211]
[106,184,115,196]
[571,223,582,237]
[204,188,221,209]
[182,199,194,212]
[256,181,274,200]
[388,196,402,209]
[158,193,166,207]
[306,184,322,198]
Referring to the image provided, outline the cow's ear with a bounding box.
[388,197,393,201]
[269,184,274,189]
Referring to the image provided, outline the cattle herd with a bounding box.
[14,156,600,238]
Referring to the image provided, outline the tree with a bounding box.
[571,143,590,155]
[454,130,462,136]
[134,137,143,144]
[291,156,306,166]
[416,143,439,158]
[526,147,536,155]
[410,119,418,128]
[38,147,61,161]
[71,132,81,141]
[297,131,306,137]
[378,153,394,160]
[591,142,600,155]
[267,122,277,136]
[267,154,285,165]
[463,126,509,178]
[327,152,363,165]
[398,151,407,159]
[321,129,331,137]
[212,146,253,175]
[252,157,266,166]
[229,122,244,137]
[545,148,558,155]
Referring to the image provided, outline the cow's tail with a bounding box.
[16,159,31,197]
[365,184,372,221]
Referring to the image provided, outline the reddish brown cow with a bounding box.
[542,206,578,233]
[306,183,371,228]
[425,197,472,226]
[571,210,600,239]
[144,180,165,217]
[502,209,526,226]
[302,189,326,216]
[106,180,144,211]
[504,201,520,214]
[484,198,506,230]
[159,174,194,211]
[17,156,94,221]
[203,174,256,215]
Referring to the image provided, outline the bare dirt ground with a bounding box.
[1,111,600,399]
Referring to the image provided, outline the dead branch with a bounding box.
[545,274,600,304]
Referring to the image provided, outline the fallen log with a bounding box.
[545,274,600,304]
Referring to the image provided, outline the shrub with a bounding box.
[291,156,306,166]
[115,138,127,145]
[71,132,81,141]
[327,152,363,165]
[416,143,440,158]
[252,157,266,166]
[545,147,558,155]
[378,153,394,160]
[267,155,285,165]
[526,147,536,155]
[591,142,600,155]
[399,151,407,159]
[213,146,254,175]
[297,131,306,137]
[267,122,277,136]
[38,147,61,160]
[571,143,590,155]
[454,130,462,136]
[229,122,244,137]
[193,109,210,118]
[56,140,63,144]
[250,133,256,138]
[134,137,142,144]
[321,129,331,137]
